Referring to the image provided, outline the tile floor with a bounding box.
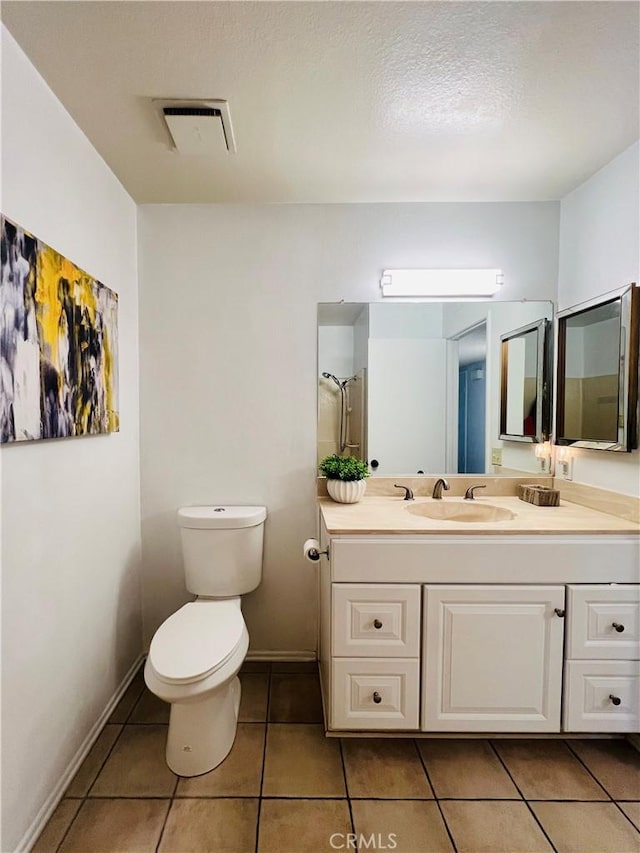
[35,662,640,852]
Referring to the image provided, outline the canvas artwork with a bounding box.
[0,215,119,443]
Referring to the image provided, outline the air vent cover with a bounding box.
[154,99,236,154]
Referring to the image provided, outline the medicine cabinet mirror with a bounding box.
[556,284,639,452]
[499,319,552,444]
[317,300,553,477]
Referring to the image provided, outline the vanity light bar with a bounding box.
[380,269,504,297]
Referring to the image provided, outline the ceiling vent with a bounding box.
[154,99,236,154]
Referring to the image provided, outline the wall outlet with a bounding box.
[491,448,503,466]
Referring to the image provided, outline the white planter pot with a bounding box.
[326,479,367,504]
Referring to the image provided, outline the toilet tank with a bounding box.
[177,506,267,596]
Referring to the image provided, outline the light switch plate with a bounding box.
[492,448,503,466]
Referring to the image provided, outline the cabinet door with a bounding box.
[422,585,565,732]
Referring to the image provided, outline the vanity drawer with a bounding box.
[563,660,640,732]
[332,584,421,657]
[567,585,640,660]
[331,658,420,730]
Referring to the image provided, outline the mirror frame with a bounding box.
[555,283,639,452]
[499,318,552,444]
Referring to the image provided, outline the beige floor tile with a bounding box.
[441,800,553,853]
[158,798,258,853]
[239,673,269,722]
[419,740,520,799]
[531,801,640,853]
[343,739,433,799]
[618,802,640,832]
[269,673,323,722]
[59,798,169,853]
[493,739,607,800]
[352,800,453,853]
[258,798,351,853]
[108,668,145,724]
[176,724,265,796]
[263,724,345,797]
[32,799,82,853]
[272,660,319,673]
[128,689,170,724]
[66,725,122,797]
[90,725,176,797]
[568,739,640,800]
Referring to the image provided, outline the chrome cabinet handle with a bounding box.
[612,622,625,633]
[373,691,382,704]
[554,608,565,617]
[373,619,383,629]
[609,694,622,706]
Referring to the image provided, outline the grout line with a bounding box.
[338,739,356,837]
[254,662,272,853]
[488,740,558,853]
[83,724,128,799]
[413,740,458,853]
[53,800,84,853]
[612,801,640,834]
[154,799,173,853]
[564,741,615,801]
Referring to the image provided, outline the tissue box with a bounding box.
[517,484,560,507]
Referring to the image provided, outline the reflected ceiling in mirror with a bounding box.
[318,300,554,477]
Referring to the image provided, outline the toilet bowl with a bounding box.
[144,505,266,776]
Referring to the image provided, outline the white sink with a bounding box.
[406,501,516,523]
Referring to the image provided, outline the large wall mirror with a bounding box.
[317,300,553,476]
[556,284,639,451]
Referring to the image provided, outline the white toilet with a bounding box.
[144,504,266,776]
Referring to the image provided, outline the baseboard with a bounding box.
[246,650,317,662]
[17,652,146,853]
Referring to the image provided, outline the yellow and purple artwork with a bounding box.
[0,215,119,443]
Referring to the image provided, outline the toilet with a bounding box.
[144,504,267,776]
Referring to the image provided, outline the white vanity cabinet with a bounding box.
[563,584,640,732]
[318,519,640,736]
[328,584,421,730]
[422,585,565,732]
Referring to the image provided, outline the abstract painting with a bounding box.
[1,215,119,443]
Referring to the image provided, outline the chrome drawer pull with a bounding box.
[609,694,622,706]
[372,691,382,704]
[373,619,383,630]
[612,622,625,633]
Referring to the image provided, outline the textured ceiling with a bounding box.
[2,1,638,203]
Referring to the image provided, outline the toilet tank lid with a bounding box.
[177,505,267,530]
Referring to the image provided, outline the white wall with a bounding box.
[0,27,142,851]
[138,201,559,652]
[558,141,640,494]
[318,326,354,378]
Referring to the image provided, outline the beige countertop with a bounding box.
[319,495,640,535]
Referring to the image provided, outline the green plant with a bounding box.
[318,454,370,481]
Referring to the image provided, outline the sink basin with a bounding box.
[406,502,516,523]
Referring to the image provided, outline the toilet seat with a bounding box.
[149,600,245,685]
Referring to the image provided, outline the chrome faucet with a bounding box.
[394,484,414,501]
[432,478,450,499]
[464,484,487,500]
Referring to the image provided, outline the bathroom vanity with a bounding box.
[317,496,640,736]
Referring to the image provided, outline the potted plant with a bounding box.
[319,454,370,504]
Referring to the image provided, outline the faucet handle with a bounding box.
[464,484,487,500]
[394,484,414,501]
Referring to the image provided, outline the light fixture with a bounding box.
[534,441,552,473]
[555,446,574,481]
[380,269,504,298]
